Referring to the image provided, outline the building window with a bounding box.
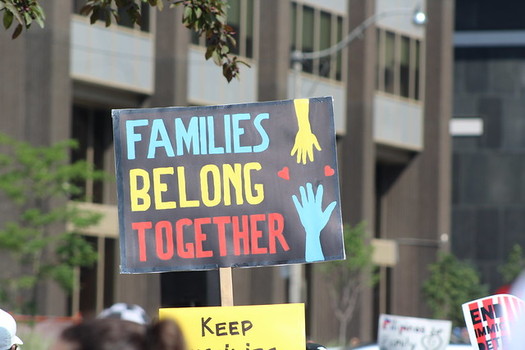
[319,11,331,78]
[290,2,346,81]
[78,236,117,318]
[72,0,151,32]
[384,30,395,94]
[72,105,113,203]
[400,36,410,98]
[190,0,257,60]
[71,104,117,317]
[414,40,421,100]
[301,6,315,74]
[376,27,422,101]
[335,16,344,81]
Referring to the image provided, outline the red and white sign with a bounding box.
[462,294,525,350]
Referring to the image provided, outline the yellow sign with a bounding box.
[160,303,305,350]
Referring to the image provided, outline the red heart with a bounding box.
[324,165,335,176]
[277,167,290,180]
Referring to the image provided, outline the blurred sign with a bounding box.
[450,117,484,136]
[462,294,525,350]
[371,239,398,267]
[112,97,344,273]
[160,304,305,350]
[378,314,451,350]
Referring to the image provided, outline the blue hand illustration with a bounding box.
[292,183,337,262]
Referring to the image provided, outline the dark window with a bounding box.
[73,0,150,32]
[384,31,395,94]
[302,6,315,74]
[335,16,343,81]
[377,28,422,101]
[72,105,113,204]
[290,3,345,81]
[455,0,525,31]
[400,36,410,98]
[245,0,254,58]
[318,11,332,77]
[414,40,420,100]
[291,2,297,57]
[227,0,241,55]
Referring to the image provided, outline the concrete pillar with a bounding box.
[258,0,291,101]
[342,0,377,341]
[150,5,189,108]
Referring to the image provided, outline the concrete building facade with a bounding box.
[453,0,525,293]
[0,0,454,344]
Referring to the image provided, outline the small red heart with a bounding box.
[324,165,335,176]
[277,167,290,180]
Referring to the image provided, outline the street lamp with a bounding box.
[291,5,427,98]
[287,4,427,304]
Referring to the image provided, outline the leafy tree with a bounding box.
[319,222,378,346]
[0,133,105,314]
[0,0,248,82]
[0,0,44,38]
[422,252,488,327]
[499,244,525,284]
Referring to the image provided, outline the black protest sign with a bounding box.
[112,97,344,273]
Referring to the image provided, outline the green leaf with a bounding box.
[80,5,94,16]
[11,23,22,39]
[105,12,112,26]
[89,9,98,24]
[211,49,222,66]
[195,7,202,19]
[4,3,21,22]
[183,6,192,21]
[223,64,233,82]
[205,45,214,60]
[3,10,13,29]
[23,12,32,27]
[33,4,45,17]
[35,15,44,28]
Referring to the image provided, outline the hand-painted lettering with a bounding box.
[130,168,151,211]
[131,213,288,262]
[126,119,148,160]
[153,167,176,210]
[132,221,152,262]
[200,317,253,337]
[128,163,264,211]
[148,119,175,159]
[125,112,270,160]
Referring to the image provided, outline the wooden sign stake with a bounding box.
[219,267,234,306]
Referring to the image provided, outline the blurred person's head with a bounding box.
[306,342,326,350]
[97,303,151,325]
[0,309,22,350]
[52,317,186,350]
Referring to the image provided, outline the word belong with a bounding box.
[129,162,264,211]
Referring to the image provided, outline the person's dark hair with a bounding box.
[146,318,186,350]
[59,318,186,350]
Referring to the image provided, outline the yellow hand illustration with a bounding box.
[291,98,322,164]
